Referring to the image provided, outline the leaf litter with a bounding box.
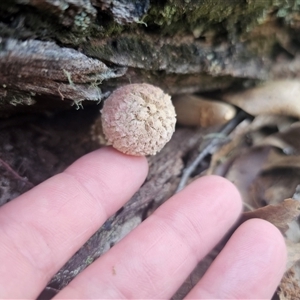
[174,80,300,299]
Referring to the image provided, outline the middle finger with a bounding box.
[55,175,242,299]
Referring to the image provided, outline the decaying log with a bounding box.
[2,0,300,114]
[0,39,126,115]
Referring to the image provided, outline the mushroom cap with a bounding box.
[101,83,176,156]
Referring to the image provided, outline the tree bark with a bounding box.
[1,0,300,115]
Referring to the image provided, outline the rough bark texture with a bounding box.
[1,0,300,298]
[1,0,300,115]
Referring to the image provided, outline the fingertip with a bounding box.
[227,218,287,297]
[187,216,287,300]
[61,146,149,218]
[66,146,149,182]
[205,175,242,200]
[238,218,287,271]
[185,175,243,219]
[98,147,149,178]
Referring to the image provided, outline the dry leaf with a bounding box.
[241,199,300,234]
[286,237,300,269]
[262,149,300,172]
[248,115,294,132]
[257,123,300,154]
[207,115,289,177]
[250,169,300,206]
[225,147,271,207]
[278,262,300,300]
[208,115,300,207]
[222,80,300,118]
[207,119,252,176]
[173,94,236,127]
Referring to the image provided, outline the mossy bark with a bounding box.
[1,0,300,115]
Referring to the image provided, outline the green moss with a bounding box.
[1,0,299,54]
[2,0,300,104]
[0,0,95,44]
[144,0,300,58]
[92,19,125,38]
[143,0,273,36]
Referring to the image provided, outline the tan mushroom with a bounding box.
[99,83,176,156]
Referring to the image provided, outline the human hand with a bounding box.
[0,148,286,299]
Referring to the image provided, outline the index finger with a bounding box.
[0,147,148,299]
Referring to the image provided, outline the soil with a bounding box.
[0,107,100,206]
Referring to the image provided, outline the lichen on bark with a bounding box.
[1,0,300,114]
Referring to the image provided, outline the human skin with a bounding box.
[0,147,286,299]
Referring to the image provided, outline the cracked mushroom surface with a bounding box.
[100,83,176,156]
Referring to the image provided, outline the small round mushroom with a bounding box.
[100,83,176,156]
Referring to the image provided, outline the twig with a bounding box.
[0,157,34,188]
[176,111,247,193]
[243,201,255,211]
